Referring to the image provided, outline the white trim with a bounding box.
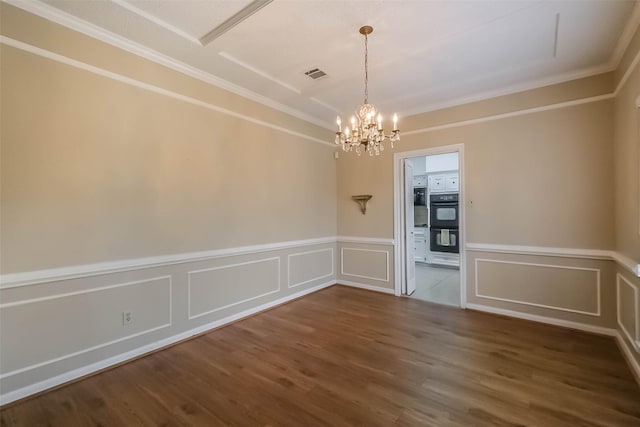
[0,236,335,289]
[616,331,640,386]
[0,36,332,149]
[617,273,640,352]
[336,236,394,245]
[393,144,467,307]
[403,94,614,137]
[1,0,332,130]
[187,257,281,320]
[399,65,614,119]
[110,0,201,45]
[466,243,612,260]
[287,248,335,289]
[474,258,601,317]
[340,248,390,282]
[219,51,301,95]
[0,275,170,308]
[0,277,173,380]
[614,46,640,96]
[337,280,395,295]
[611,252,640,277]
[610,0,640,71]
[0,279,335,406]
[467,243,640,277]
[466,303,616,337]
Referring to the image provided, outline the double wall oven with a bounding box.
[429,193,459,253]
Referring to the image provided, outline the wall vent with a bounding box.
[304,68,327,80]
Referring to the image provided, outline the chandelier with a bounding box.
[335,26,400,156]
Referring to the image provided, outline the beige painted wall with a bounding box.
[338,99,614,249]
[613,37,640,262]
[0,4,337,273]
[0,4,341,402]
[613,19,640,376]
[336,66,617,332]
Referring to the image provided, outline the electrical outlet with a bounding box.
[122,311,132,326]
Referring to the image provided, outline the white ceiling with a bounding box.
[20,0,640,128]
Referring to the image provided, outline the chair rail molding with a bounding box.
[0,236,337,289]
[466,243,640,277]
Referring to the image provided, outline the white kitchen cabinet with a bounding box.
[445,175,459,192]
[429,173,458,193]
[414,228,428,262]
[413,175,427,187]
[428,175,444,192]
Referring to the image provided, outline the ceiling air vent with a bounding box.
[304,68,327,80]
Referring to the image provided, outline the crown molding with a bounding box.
[609,0,640,69]
[399,63,614,118]
[109,0,201,45]
[2,0,334,130]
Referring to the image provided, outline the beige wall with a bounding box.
[0,4,336,273]
[613,36,640,262]
[0,4,339,403]
[338,98,614,248]
[613,19,640,379]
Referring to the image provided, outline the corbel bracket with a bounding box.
[352,195,372,215]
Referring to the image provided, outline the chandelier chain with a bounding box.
[364,32,368,104]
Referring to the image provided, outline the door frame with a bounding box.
[392,144,466,308]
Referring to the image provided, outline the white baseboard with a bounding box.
[616,331,640,387]
[338,280,395,295]
[0,280,336,406]
[465,303,617,337]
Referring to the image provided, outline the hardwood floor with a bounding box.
[2,285,639,426]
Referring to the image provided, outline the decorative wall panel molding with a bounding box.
[188,257,280,320]
[475,258,601,316]
[340,248,390,282]
[288,248,334,288]
[617,273,640,352]
[0,276,172,379]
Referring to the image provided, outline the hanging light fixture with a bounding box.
[335,26,400,156]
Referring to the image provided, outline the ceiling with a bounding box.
[17,0,640,129]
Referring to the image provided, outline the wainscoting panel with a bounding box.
[341,248,389,282]
[0,276,172,376]
[188,257,280,319]
[0,239,337,405]
[475,258,600,316]
[617,273,639,352]
[288,248,334,288]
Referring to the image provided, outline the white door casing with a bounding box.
[405,160,416,295]
[393,144,467,307]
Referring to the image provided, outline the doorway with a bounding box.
[393,145,466,308]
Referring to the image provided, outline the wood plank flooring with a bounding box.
[2,285,639,426]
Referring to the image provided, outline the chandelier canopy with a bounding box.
[335,26,399,156]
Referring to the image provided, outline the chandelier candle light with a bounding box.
[335,26,400,156]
